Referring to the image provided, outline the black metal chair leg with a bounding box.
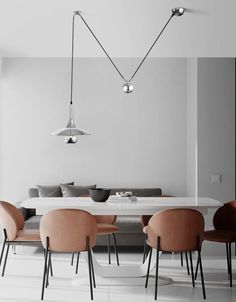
[235,242,236,257]
[226,243,230,274]
[198,249,206,299]
[75,252,80,274]
[143,234,148,264]
[87,237,93,300]
[229,243,232,287]
[2,243,10,277]
[145,247,152,288]
[41,237,49,301]
[89,249,96,288]
[0,235,6,267]
[185,252,190,275]
[189,251,195,287]
[154,237,160,301]
[46,252,51,288]
[107,234,111,265]
[112,233,119,266]
[71,252,74,266]
[195,255,199,280]
[180,252,183,266]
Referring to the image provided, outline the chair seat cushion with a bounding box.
[97,223,119,235]
[15,229,41,242]
[204,230,236,243]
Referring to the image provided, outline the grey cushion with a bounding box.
[110,188,162,197]
[33,182,74,198]
[37,185,63,197]
[28,188,39,198]
[61,184,97,197]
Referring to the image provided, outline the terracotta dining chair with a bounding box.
[40,209,97,300]
[0,201,49,277]
[72,214,119,273]
[144,208,206,300]
[141,196,189,273]
[195,205,236,287]
[225,200,236,256]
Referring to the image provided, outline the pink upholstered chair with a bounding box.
[0,201,43,277]
[144,209,205,300]
[40,209,97,300]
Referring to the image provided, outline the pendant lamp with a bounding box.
[51,11,91,144]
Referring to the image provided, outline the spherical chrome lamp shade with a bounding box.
[123,82,134,93]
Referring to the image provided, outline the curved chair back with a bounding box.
[40,209,97,252]
[213,206,236,230]
[147,208,204,252]
[0,201,24,241]
[225,200,236,207]
[94,215,117,224]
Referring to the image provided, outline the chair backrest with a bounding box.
[225,200,236,208]
[0,201,25,241]
[40,209,97,252]
[213,206,236,230]
[94,215,117,224]
[147,208,204,252]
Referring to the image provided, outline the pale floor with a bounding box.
[0,246,235,302]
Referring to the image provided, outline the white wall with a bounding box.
[0,58,187,202]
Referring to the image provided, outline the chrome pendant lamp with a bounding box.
[51,11,91,144]
[52,8,185,144]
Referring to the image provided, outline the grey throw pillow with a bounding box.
[61,184,96,197]
[37,182,74,197]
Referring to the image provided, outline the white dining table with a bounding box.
[21,196,222,284]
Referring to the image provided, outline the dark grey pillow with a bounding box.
[61,184,96,197]
[37,182,74,197]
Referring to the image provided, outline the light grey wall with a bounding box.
[0,58,187,202]
[197,58,235,202]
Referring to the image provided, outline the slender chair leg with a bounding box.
[229,243,232,287]
[49,253,53,277]
[154,237,160,301]
[0,233,6,267]
[87,237,94,300]
[75,252,80,275]
[195,255,199,280]
[107,234,111,265]
[41,237,49,301]
[145,247,153,288]
[189,251,195,287]
[198,249,206,300]
[226,243,230,274]
[46,252,51,288]
[71,252,74,266]
[185,252,190,275]
[180,252,183,267]
[2,243,10,277]
[143,234,148,264]
[112,233,119,266]
[89,249,96,288]
[235,242,236,257]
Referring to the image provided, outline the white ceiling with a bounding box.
[0,0,235,58]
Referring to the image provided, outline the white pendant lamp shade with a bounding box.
[52,103,90,144]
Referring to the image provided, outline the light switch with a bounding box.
[211,174,222,184]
